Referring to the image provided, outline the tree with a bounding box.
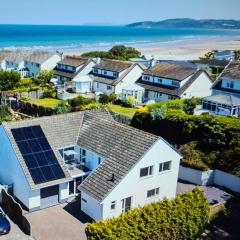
[38,70,55,85]
[0,104,12,122]
[54,101,71,114]
[0,70,21,91]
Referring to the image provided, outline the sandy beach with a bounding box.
[66,37,240,60]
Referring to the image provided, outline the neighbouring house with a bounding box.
[0,50,12,70]
[3,50,33,77]
[214,50,236,61]
[0,110,181,219]
[24,51,61,78]
[90,59,144,98]
[55,56,95,93]
[136,63,213,102]
[197,61,240,117]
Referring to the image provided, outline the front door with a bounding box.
[122,196,132,213]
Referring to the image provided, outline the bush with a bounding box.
[86,188,210,240]
[42,89,56,99]
[0,104,12,122]
[16,78,33,88]
[68,95,93,108]
[38,70,55,84]
[83,103,103,110]
[54,101,71,114]
[0,70,21,91]
[124,96,136,107]
[98,94,110,104]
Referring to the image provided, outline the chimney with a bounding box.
[111,173,115,182]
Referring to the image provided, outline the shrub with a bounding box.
[42,89,56,98]
[0,104,12,122]
[68,95,93,108]
[83,103,103,110]
[86,188,210,240]
[16,78,33,88]
[124,96,136,107]
[0,70,21,91]
[38,70,55,84]
[99,94,110,104]
[54,101,71,114]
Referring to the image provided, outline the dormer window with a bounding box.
[113,72,118,77]
[172,81,179,87]
[104,71,108,75]
[158,78,162,83]
[93,68,98,74]
[143,75,150,81]
[226,81,234,89]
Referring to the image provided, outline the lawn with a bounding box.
[107,104,138,118]
[27,98,61,108]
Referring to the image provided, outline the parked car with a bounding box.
[0,210,10,235]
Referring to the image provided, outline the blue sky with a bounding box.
[1,0,240,25]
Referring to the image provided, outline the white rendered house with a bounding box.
[90,59,144,97]
[0,110,181,218]
[55,56,95,93]
[136,63,213,102]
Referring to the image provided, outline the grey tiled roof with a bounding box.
[3,109,162,201]
[203,94,240,106]
[137,70,210,97]
[219,61,240,80]
[79,112,159,202]
[90,63,137,86]
[143,64,196,81]
[58,56,87,67]
[0,50,12,62]
[94,59,132,72]
[25,51,56,64]
[5,50,33,64]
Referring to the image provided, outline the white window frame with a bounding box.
[107,85,112,90]
[110,201,116,210]
[143,75,150,81]
[147,187,160,198]
[159,161,172,173]
[140,166,154,178]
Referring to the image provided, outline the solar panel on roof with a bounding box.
[11,125,65,185]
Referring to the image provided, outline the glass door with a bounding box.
[122,196,132,213]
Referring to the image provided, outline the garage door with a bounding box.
[40,185,59,209]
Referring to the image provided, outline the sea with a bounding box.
[1,24,240,52]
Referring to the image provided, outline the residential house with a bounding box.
[90,59,144,101]
[24,51,61,78]
[198,61,240,117]
[214,50,236,61]
[0,50,12,70]
[136,63,213,102]
[3,50,33,77]
[55,56,95,93]
[0,110,181,219]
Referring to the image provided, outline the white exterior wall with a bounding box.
[75,61,96,77]
[99,139,181,220]
[59,182,69,201]
[93,82,114,95]
[81,191,102,220]
[115,65,143,95]
[147,91,171,102]
[180,72,212,98]
[221,78,240,91]
[41,54,61,71]
[0,125,31,208]
[25,61,40,77]
[29,189,40,210]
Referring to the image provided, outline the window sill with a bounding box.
[158,170,172,175]
[139,175,154,181]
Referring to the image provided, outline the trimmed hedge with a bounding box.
[86,188,209,240]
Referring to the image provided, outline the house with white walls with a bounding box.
[55,56,95,93]
[136,63,213,102]
[198,61,240,117]
[24,51,61,78]
[0,110,181,218]
[0,50,12,70]
[90,59,144,99]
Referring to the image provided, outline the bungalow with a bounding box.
[198,61,240,117]
[136,63,213,102]
[24,51,61,78]
[0,110,181,219]
[90,59,144,99]
[55,56,95,93]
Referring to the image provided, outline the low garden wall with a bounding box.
[179,166,240,194]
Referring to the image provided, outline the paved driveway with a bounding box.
[25,199,92,240]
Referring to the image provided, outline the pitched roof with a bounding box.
[25,51,56,64]
[137,70,209,97]
[5,50,33,64]
[79,112,159,202]
[192,59,229,67]
[0,50,12,62]
[3,110,174,201]
[90,63,139,86]
[219,61,240,80]
[143,64,196,81]
[94,59,132,72]
[203,94,240,106]
[58,56,87,67]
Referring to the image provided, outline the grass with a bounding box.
[107,104,138,118]
[27,98,61,109]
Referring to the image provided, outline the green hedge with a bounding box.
[86,188,209,240]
